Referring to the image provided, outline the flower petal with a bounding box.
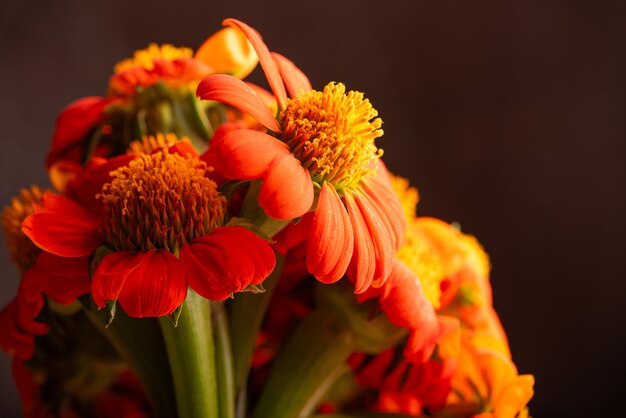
[197,74,281,133]
[45,97,115,168]
[36,253,90,304]
[181,226,276,301]
[117,250,187,318]
[92,251,144,308]
[307,183,353,283]
[195,26,258,79]
[214,129,289,180]
[259,153,314,220]
[223,19,288,109]
[22,194,101,258]
[344,191,377,293]
[271,52,312,98]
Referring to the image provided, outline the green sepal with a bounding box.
[226,217,275,243]
[105,300,117,328]
[167,303,184,327]
[238,283,266,294]
[316,281,408,353]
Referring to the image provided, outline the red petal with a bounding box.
[197,74,281,133]
[259,154,314,219]
[117,250,187,318]
[273,213,314,254]
[66,154,136,214]
[223,19,288,110]
[307,183,353,283]
[45,97,116,168]
[168,141,198,158]
[182,226,276,301]
[214,128,289,180]
[91,251,144,308]
[344,192,376,293]
[271,52,312,98]
[36,253,90,304]
[22,194,101,258]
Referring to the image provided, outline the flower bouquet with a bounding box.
[0,18,534,418]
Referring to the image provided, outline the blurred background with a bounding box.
[1,0,624,416]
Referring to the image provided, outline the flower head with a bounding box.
[23,135,276,318]
[197,19,406,293]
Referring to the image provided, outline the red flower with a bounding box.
[23,137,275,318]
[197,19,406,293]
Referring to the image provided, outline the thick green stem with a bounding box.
[229,254,285,391]
[253,310,357,418]
[82,305,176,418]
[159,290,218,418]
[214,302,235,418]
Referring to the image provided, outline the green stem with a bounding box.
[240,180,291,237]
[159,290,218,418]
[214,302,235,418]
[82,305,176,418]
[229,254,285,392]
[253,310,356,418]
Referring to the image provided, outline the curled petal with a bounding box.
[223,19,288,109]
[361,173,407,249]
[181,226,276,301]
[214,129,289,180]
[259,154,314,220]
[22,194,101,258]
[197,74,281,133]
[271,52,312,98]
[117,251,187,318]
[307,183,353,283]
[92,251,144,308]
[195,26,258,79]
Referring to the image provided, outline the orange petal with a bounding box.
[307,183,353,283]
[271,52,312,98]
[344,192,376,293]
[259,153,314,220]
[195,26,258,79]
[36,253,90,305]
[223,19,288,109]
[197,74,281,132]
[214,128,289,180]
[92,251,144,308]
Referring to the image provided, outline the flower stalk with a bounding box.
[159,289,218,418]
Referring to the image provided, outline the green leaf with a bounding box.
[104,300,116,328]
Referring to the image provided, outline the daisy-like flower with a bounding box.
[23,135,276,318]
[197,19,406,293]
[46,25,259,186]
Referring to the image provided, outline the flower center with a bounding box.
[280,82,383,191]
[100,147,226,254]
[114,44,193,74]
[2,186,45,272]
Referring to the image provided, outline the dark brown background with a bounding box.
[1,0,625,417]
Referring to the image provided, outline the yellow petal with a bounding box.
[195,27,258,79]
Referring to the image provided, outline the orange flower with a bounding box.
[23,136,276,318]
[197,19,406,293]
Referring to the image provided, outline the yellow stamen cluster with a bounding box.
[1,186,45,272]
[128,133,189,155]
[390,174,443,307]
[390,175,420,220]
[397,228,445,308]
[114,44,193,74]
[100,149,225,254]
[280,82,383,191]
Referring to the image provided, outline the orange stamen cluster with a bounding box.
[1,186,45,272]
[280,82,383,191]
[100,148,226,254]
[114,44,193,74]
[128,133,189,155]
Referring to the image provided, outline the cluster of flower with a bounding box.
[0,19,533,418]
